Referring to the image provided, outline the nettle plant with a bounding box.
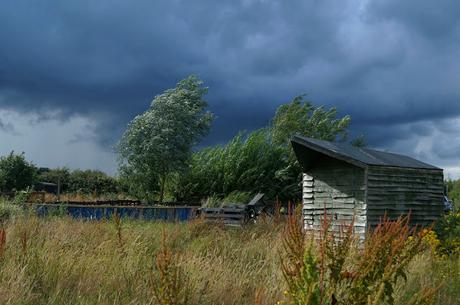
[279,209,437,305]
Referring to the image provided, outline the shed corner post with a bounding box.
[363,166,369,237]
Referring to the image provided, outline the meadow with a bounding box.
[0,208,458,305]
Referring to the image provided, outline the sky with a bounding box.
[1,0,460,178]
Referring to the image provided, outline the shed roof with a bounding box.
[291,135,441,170]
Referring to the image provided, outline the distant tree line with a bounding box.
[0,152,119,195]
[38,168,120,195]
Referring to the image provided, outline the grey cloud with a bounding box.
[0,0,460,173]
[367,0,460,39]
[0,119,16,134]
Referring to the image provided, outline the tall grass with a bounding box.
[0,213,457,305]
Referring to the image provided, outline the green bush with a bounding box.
[173,130,287,202]
[434,212,460,256]
[0,152,37,192]
[446,179,460,210]
[38,167,71,191]
[68,170,119,195]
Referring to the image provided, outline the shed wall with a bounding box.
[366,166,444,227]
[303,158,366,237]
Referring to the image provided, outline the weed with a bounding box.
[150,229,190,305]
[280,209,438,305]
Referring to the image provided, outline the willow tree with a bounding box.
[271,95,351,146]
[117,76,214,203]
[270,95,352,200]
[174,95,354,202]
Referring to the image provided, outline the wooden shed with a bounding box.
[291,135,444,238]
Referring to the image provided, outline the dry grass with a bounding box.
[0,214,457,305]
[0,216,285,305]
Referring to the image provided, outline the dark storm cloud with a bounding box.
[0,0,353,143]
[1,0,460,170]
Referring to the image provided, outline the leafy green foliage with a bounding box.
[445,179,460,210]
[117,75,213,203]
[38,167,71,191]
[174,96,355,202]
[173,130,286,201]
[67,170,119,195]
[38,168,119,195]
[434,212,460,256]
[271,95,350,147]
[351,135,367,148]
[270,95,353,201]
[0,152,37,192]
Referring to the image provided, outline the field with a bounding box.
[0,213,459,305]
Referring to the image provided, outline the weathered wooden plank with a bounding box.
[312,198,364,205]
[203,213,245,219]
[303,160,367,236]
[366,165,444,228]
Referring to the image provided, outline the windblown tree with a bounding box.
[269,95,353,199]
[176,95,354,202]
[117,76,214,203]
[173,129,286,201]
[271,94,351,146]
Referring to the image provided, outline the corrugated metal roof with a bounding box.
[291,135,441,170]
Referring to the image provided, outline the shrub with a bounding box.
[37,167,71,191]
[434,212,460,256]
[445,179,460,210]
[0,152,37,192]
[174,130,287,201]
[68,170,119,195]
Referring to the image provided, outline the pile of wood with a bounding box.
[200,193,266,227]
[200,205,247,226]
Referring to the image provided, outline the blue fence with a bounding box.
[31,204,199,222]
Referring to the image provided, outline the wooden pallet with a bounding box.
[201,206,247,227]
